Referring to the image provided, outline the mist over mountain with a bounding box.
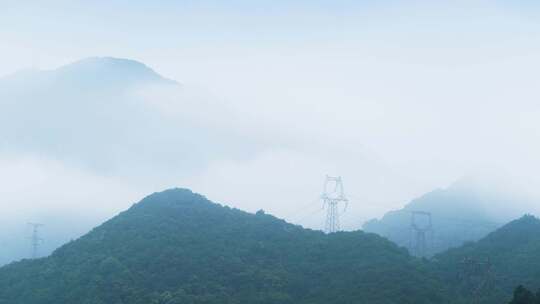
[0,57,245,266]
[0,189,448,304]
[52,57,178,88]
[6,2,540,304]
[0,56,447,266]
[362,178,537,256]
[1,57,176,89]
[0,56,224,173]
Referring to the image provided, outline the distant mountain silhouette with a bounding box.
[1,57,177,88]
[53,57,178,88]
[0,188,449,304]
[363,178,535,256]
[0,57,234,267]
[0,57,177,84]
[0,56,234,172]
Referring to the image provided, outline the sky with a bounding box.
[2,0,540,259]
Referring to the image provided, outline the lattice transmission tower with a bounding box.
[459,257,494,304]
[321,175,348,233]
[28,222,44,259]
[410,211,432,257]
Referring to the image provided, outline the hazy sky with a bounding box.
[2,0,540,246]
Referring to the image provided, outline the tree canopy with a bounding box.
[0,188,448,304]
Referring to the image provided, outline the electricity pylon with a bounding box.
[28,223,44,259]
[321,175,348,233]
[410,211,432,257]
[459,257,493,304]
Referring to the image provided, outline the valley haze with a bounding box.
[2,2,540,303]
[1,54,539,264]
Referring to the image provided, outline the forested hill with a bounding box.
[433,215,540,304]
[0,188,448,304]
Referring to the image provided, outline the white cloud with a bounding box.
[2,0,540,264]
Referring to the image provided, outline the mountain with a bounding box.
[0,57,239,266]
[53,57,177,87]
[434,215,540,304]
[0,56,190,172]
[362,179,534,257]
[507,285,540,304]
[0,57,177,266]
[2,188,540,303]
[0,188,448,304]
[0,57,176,89]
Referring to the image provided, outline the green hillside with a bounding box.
[434,215,540,304]
[0,189,448,304]
[507,285,540,304]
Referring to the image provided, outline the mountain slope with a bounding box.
[53,57,177,88]
[434,215,540,304]
[362,179,532,256]
[0,56,191,174]
[0,188,448,304]
[0,57,177,266]
[0,57,176,89]
[0,56,240,266]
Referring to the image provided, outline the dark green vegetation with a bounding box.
[0,189,448,304]
[508,286,540,304]
[434,215,540,304]
[363,180,532,256]
[1,188,539,304]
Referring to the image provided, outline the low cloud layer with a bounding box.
[3,1,540,264]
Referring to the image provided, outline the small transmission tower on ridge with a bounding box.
[28,223,44,259]
[459,257,493,304]
[321,175,348,233]
[410,211,432,257]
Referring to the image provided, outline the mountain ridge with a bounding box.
[0,188,449,304]
[362,179,535,256]
[433,215,540,304]
[54,56,179,86]
[1,188,539,303]
[0,56,178,89]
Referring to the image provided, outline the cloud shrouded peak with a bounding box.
[52,57,178,88]
[0,56,253,180]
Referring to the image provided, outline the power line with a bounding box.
[345,194,502,229]
[346,194,403,210]
[459,257,493,304]
[392,209,502,228]
[285,197,323,222]
[295,206,325,227]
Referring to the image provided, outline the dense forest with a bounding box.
[508,286,540,304]
[0,188,539,304]
[434,215,540,303]
[0,189,448,304]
